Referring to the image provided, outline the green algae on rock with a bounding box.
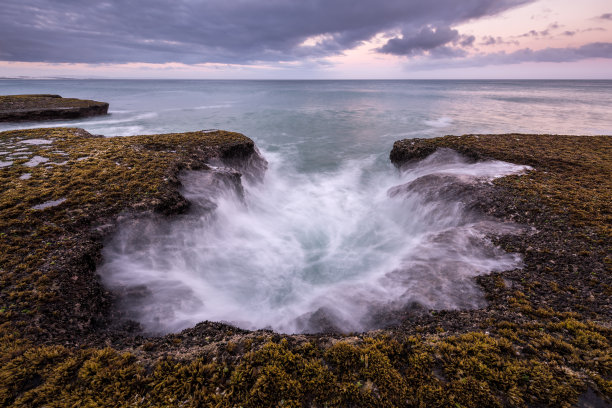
[0,95,109,122]
[0,131,610,407]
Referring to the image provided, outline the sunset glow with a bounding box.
[1,0,610,78]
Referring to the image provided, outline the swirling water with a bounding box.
[2,80,610,333]
[99,149,530,333]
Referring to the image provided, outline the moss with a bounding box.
[0,325,609,406]
[0,127,256,342]
[0,131,610,406]
[391,134,611,236]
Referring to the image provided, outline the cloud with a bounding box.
[557,27,607,38]
[378,26,460,56]
[516,22,561,38]
[596,13,612,20]
[481,36,498,45]
[518,30,540,38]
[502,42,612,63]
[480,36,520,46]
[460,35,476,47]
[406,42,612,70]
[0,0,532,64]
[377,26,477,57]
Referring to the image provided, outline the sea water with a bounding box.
[2,79,610,333]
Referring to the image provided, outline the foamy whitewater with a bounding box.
[98,148,530,333]
[2,79,610,334]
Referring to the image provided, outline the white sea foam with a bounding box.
[192,104,233,110]
[424,117,453,128]
[102,126,147,136]
[0,112,158,133]
[67,112,158,127]
[100,148,531,334]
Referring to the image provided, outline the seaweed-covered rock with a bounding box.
[389,138,439,164]
[0,130,610,407]
[0,127,266,343]
[0,95,109,122]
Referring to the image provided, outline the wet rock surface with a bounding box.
[0,127,265,344]
[0,94,109,122]
[0,131,610,407]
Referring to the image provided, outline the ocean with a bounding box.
[2,79,611,333]
[1,80,610,170]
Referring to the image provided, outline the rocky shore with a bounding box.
[0,95,109,122]
[0,129,610,407]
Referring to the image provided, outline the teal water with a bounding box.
[1,80,611,172]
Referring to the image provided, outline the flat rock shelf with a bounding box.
[0,94,109,122]
[0,129,610,407]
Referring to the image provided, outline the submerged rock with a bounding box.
[0,94,109,122]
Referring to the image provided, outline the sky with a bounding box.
[0,0,611,79]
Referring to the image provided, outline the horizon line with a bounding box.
[2,76,612,81]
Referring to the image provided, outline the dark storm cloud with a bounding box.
[0,0,532,64]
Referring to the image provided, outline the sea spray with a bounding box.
[99,148,530,334]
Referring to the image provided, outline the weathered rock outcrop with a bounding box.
[0,127,266,344]
[0,130,609,407]
[0,94,109,122]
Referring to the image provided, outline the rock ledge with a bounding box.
[0,94,109,122]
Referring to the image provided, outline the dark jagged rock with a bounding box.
[389,138,439,164]
[0,94,109,122]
